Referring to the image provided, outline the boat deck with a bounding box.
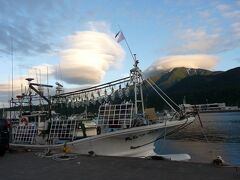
[0,151,239,180]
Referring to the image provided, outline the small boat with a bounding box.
[8,55,196,158]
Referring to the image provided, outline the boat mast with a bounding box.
[116,29,145,117]
[117,30,181,116]
[28,82,53,118]
[26,78,34,112]
[130,54,145,117]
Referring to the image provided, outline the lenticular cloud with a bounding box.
[58,31,125,85]
[144,54,218,76]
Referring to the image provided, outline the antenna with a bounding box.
[47,66,49,98]
[35,68,39,84]
[11,37,14,101]
[47,66,49,85]
[8,75,10,107]
[39,69,42,85]
[58,63,64,87]
[9,37,14,120]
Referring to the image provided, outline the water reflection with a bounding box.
[155,112,240,165]
[170,112,240,143]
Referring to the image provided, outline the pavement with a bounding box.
[0,151,239,180]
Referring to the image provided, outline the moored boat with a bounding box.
[7,54,196,158]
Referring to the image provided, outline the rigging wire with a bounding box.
[145,78,178,113]
[147,77,181,111]
[130,117,193,149]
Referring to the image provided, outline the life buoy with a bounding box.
[20,117,28,125]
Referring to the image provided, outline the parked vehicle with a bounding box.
[0,119,9,156]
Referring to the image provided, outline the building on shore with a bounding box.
[180,103,239,113]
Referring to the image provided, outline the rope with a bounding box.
[194,112,223,162]
[147,77,180,110]
[35,149,55,158]
[130,118,193,149]
[52,153,79,161]
[145,79,178,113]
[35,149,79,161]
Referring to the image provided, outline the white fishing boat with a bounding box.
[8,54,196,159]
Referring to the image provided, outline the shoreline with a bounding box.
[200,110,240,113]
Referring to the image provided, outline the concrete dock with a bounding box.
[0,151,239,180]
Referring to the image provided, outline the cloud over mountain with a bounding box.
[144,54,218,77]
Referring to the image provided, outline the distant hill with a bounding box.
[2,67,239,116]
[154,67,216,89]
[144,67,240,109]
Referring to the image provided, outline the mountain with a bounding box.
[154,67,216,89]
[2,67,239,115]
[145,67,240,109]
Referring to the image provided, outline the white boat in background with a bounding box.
[7,54,196,159]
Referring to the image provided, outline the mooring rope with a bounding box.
[130,118,193,149]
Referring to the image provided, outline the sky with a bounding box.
[0,0,240,106]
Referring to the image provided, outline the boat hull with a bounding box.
[10,117,194,157]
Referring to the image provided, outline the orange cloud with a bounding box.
[144,54,218,77]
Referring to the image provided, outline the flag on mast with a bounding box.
[115,31,125,43]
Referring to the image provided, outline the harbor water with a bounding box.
[155,112,240,165]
